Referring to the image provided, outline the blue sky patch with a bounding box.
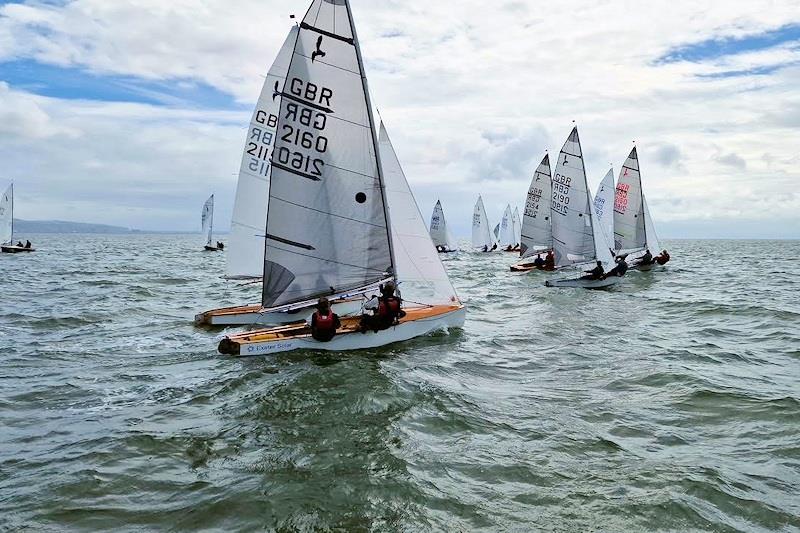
[657,23,800,64]
[0,59,243,109]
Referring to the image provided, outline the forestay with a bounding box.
[1,183,12,245]
[472,196,495,249]
[262,0,393,308]
[550,127,597,267]
[593,168,615,256]
[226,27,297,280]
[613,147,646,252]
[520,154,552,258]
[429,199,456,251]
[499,205,515,247]
[201,195,214,247]
[380,123,459,306]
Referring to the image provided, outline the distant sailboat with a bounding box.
[429,200,457,253]
[217,0,464,356]
[512,154,552,271]
[499,204,516,250]
[1,183,34,254]
[613,147,660,270]
[201,194,221,251]
[472,196,496,252]
[512,206,522,246]
[544,127,618,289]
[592,168,616,258]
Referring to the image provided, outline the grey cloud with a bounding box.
[715,152,747,170]
[650,142,683,168]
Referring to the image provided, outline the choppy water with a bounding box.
[1,235,799,532]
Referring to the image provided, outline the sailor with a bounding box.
[505,245,513,252]
[16,241,23,247]
[360,282,405,333]
[533,254,545,269]
[491,243,498,251]
[640,249,653,265]
[311,297,341,342]
[25,240,31,249]
[655,250,671,265]
[217,241,225,250]
[582,260,605,280]
[604,256,628,278]
[544,251,555,271]
[482,244,488,253]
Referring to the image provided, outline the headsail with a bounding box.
[593,168,615,256]
[499,205,515,247]
[226,27,297,280]
[201,194,214,247]
[380,123,459,305]
[0,183,12,245]
[429,200,456,251]
[550,127,599,268]
[643,196,661,253]
[261,0,393,308]
[520,154,552,258]
[472,196,495,249]
[512,207,521,245]
[613,147,646,252]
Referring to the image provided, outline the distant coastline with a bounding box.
[12,219,226,235]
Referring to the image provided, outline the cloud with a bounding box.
[715,152,747,170]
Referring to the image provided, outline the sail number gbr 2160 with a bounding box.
[275,78,333,178]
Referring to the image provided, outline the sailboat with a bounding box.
[217,0,464,356]
[592,168,616,257]
[512,206,522,247]
[613,147,660,270]
[472,196,496,252]
[429,200,457,253]
[1,183,34,254]
[498,204,516,251]
[544,127,618,289]
[201,194,222,251]
[511,154,552,271]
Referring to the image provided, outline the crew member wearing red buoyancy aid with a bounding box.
[311,297,341,342]
[360,282,406,333]
[655,249,671,265]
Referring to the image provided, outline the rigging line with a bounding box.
[265,242,391,275]
[294,51,360,77]
[269,196,387,229]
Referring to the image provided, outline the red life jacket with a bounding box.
[314,311,336,332]
[377,297,401,320]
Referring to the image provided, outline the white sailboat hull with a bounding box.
[545,276,621,289]
[218,305,466,357]
[195,298,365,327]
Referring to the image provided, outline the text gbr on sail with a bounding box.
[552,173,571,216]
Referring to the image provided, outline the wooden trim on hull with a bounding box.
[218,304,466,357]
[195,298,366,327]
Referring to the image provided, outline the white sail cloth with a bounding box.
[643,196,661,253]
[262,0,392,308]
[0,183,12,245]
[593,168,615,257]
[380,123,459,306]
[512,207,521,245]
[499,205,515,247]
[520,154,552,258]
[613,147,646,253]
[472,196,495,249]
[201,194,214,247]
[226,27,297,279]
[429,200,457,251]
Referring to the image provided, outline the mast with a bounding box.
[345,0,397,282]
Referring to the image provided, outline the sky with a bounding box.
[0,0,798,238]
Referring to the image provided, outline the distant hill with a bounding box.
[13,219,140,234]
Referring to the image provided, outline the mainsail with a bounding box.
[550,127,601,268]
[512,207,521,245]
[429,199,456,251]
[613,147,646,252]
[226,27,297,280]
[499,204,515,247]
[0,183,12,245]
[472,196,494,249]
[201,194,214,247]
[593,168,615,255]
[261,0,393,308]
[520,154,552,258]
[380,123,459,305]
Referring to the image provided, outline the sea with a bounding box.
[1,235,798,532]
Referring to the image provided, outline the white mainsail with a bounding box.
[593,168,615,256]
[499,204,515,247]
[512,207,521,245]
[201,194,214,247]
[261,0,393,308]
[0,183,12,245]
[613,147,646,253]
[551,127,610,268]
[226,27,297,280]
[380,123,459,305]
[429,199,457,251]
[520,154,552,258]
[472,196,495,250]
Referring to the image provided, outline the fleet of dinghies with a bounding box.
[189,0,671,356]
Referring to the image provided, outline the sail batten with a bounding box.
[261,0,393,308]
